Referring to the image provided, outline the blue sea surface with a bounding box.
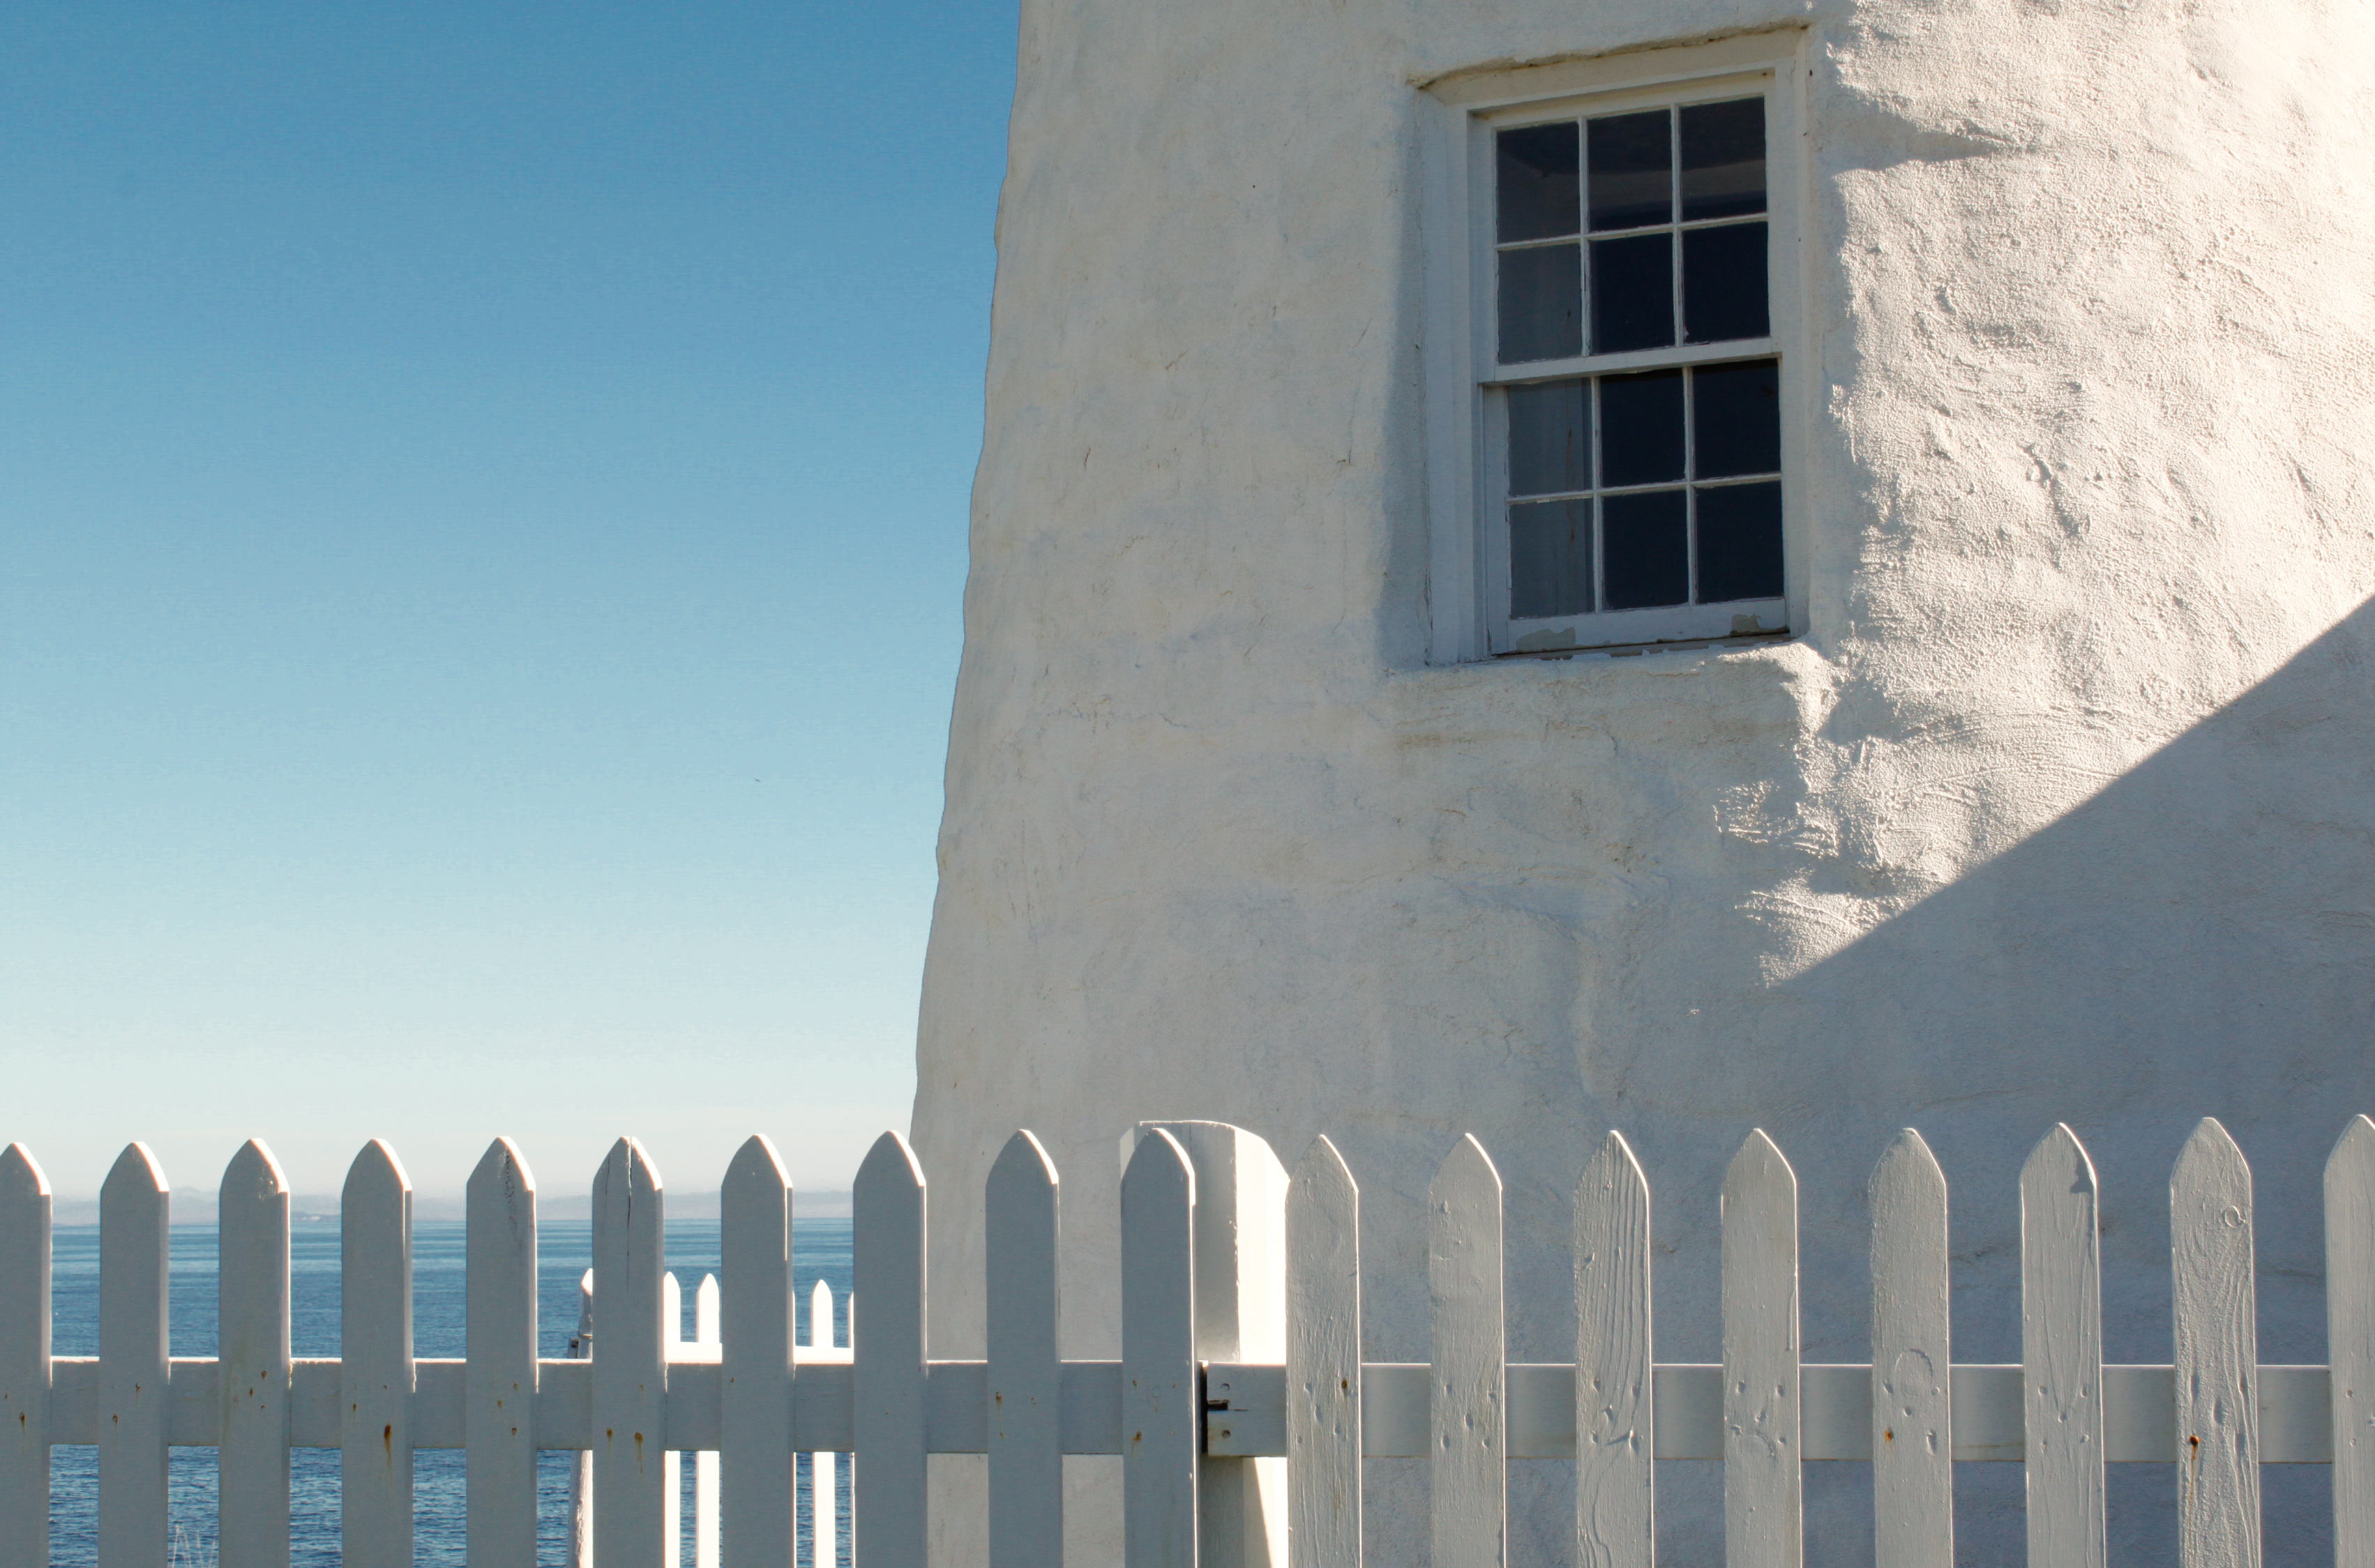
[47,1216,854,1566]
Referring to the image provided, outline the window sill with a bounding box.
[1493,626,1793,663]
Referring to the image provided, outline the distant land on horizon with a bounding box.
[48,1189,856,1226]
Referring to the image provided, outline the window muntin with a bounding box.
[1494,98,1770,368]
[1482,85,1786,654]
[1503,359,1782,619]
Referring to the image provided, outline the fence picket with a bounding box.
[0,1145,50,1568]
[572,1269,596,1568]
[1575,1131,1651,1568]
[0,1145,49,1568]
[1285,1136,1360,1568]
[721,1135,794,1568]
[809,1280,839,1568]
[2332,1115,2375,1566]
[696,1275,721,1568]
[342,1140,415,1568]
[98,1143,169,1568]
[467,1137,540,1568]
[1430,1135,1506,1568]
[854,1131,930,1568]
[592,1138,668,1568]
[219,1140,292,1568]
[665,1272,686,1562]
[1869,1129,1950,1568]
[2171,1119,2261,1567]
[1721,1131,1800,1568]
[986,1130,1064,1568]
[1122,1126,1198,1568]
[2023,1123,2106,1568]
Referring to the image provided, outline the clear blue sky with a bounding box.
[1,2,1016,1198]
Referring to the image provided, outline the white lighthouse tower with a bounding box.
[914,1,2375,1558]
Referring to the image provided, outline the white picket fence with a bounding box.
[1,1114,2371,1567]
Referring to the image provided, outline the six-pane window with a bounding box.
[1491,93,1783,643]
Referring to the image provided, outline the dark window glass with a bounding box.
[1682,223,1768,343]
[1695,481,1784,602]
[1509,500,1594,619]
[1497,123,1581,243]
[1507,379,1588,498]
[1601,489,1689,609]
[1587,110,1671,232]
[1589,233,1673,354]
[1691,359,1780,477]
[1498,243,1582,363]
[1598,369,1684,488]
[1680,98,1766,222]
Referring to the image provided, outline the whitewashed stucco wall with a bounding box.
[913,0,2375,1559]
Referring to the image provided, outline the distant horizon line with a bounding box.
[44,1189,856,1224]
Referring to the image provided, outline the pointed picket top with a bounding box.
[1575,1130,1653,1568]
[857,1129,926,1202]
[2171,1117,2261,1567]
[223,1137,288,1205]
[2,1143,50,1204]
[810,1278,836,1350]
[1721,1130,1801,1568]
[0,1142,52,1568]
[594,1135,665,1229]
[1869,1129,1951,1568]
[105,1140,170,1203]
[2022,1123,2105,1568]
[345,1138,414,1206]
[1288,1134,1362,1568]
[468,1138,538,1230]
[990,1127,1060,1200]
[2328,1115,2375,1565]
[725,1132,790,1200]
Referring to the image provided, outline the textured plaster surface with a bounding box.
[914,0,2375,1559]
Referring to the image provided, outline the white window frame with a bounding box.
[1421,32,1811,663]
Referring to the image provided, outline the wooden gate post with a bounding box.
[1124,1122,1291,1568]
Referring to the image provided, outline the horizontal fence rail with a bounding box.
[1,1115,2369,1566]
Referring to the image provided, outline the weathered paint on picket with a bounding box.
[342,1140,415,1568]
[2332,1115,2375,1567]
[1430,1134,1507,1568]
[986,1129,1064,1568]
[854,1130,930,1568]
[219,1140,292,1568]
[98,1143,170,1568]
[2171,1118,2261,1568]
[1721,1130,1801,1568]
[466,1137,540,1568]
[721,1134,794,1568]
[1869,1129,1951,1568]
[0,1145,50,1568]
[1286,1136,1361,1568]
[1574,1131,1652,1568]
[591,1137,668,1568]
[2023,1123,2106,1568]
[1122,1126,1198,1568]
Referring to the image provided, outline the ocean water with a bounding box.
[47,1216,855,1567]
